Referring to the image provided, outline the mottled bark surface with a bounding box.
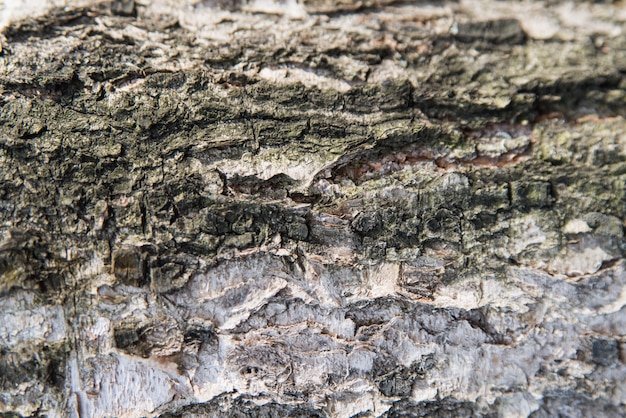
[0,0,625,416]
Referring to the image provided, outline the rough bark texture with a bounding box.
[0,0,625,416]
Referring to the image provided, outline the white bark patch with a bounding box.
[549,238,613,276]
[258,67,352,92]
[0,301,66,348]
[81,355,193,418]
[509,215,547,255]
[563,218,592,234]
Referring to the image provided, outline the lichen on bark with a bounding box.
[0,0,625,417]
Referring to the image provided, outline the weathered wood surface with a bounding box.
[0,0,625,416]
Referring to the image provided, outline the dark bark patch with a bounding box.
[384,397,478,418]
[454,19,526,45]
[510,181,553,210]
[592,338,619,367]
[112,247,146,286]
[372,354,436,397]
[110,0,137,17]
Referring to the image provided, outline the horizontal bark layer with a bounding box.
[0,0,625,416]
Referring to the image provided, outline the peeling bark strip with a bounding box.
[0,0,625,416]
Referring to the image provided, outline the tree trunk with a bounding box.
[0,0,625,416]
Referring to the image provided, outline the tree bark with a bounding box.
[0,0,625,416]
